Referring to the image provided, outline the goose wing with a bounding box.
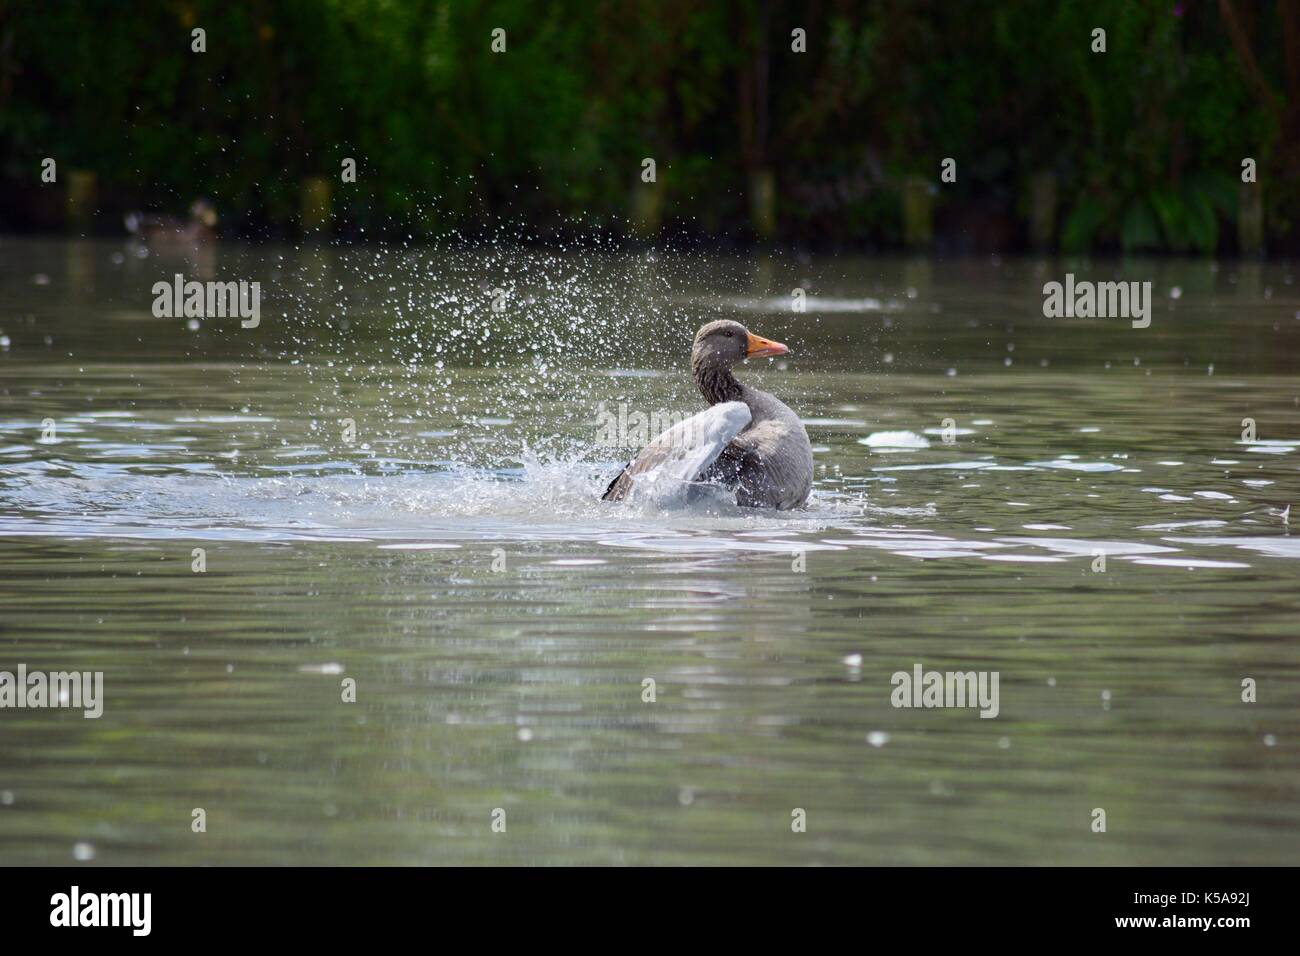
[601,401,751,502]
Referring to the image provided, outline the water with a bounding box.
[1,238,1297,865]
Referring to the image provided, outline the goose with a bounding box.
[125,199,218,244]
[602,319,813,509]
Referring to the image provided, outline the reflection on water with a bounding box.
[0,239,1297,865]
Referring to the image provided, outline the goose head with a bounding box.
[691,320,789,404]
[691,319,788,370]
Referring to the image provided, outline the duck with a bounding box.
[124,199,218,244]
[602,319,813,509]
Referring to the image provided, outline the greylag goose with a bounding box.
[125,199,218,244]
[602,320,813,509]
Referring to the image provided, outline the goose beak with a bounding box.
[746,331,789,359]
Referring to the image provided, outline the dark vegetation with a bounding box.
[1,0,1296,253]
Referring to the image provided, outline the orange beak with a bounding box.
[745,331,789,359]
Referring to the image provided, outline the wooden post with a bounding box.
[1029,172,1057,251]
[301,176,332,235]
[902,175,933,249]
[1238,182,1264,257]
[630,180,663,238]
[749,169,776,241]
[65,170,97,234]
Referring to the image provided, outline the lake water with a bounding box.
[0,238,1296,865]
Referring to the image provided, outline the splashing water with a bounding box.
[3,241,1300,866]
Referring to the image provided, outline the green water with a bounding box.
[0,238,1296,864]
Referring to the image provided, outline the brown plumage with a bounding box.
[125,199,218,244]
[601,320,813,509]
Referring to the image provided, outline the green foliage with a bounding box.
[0,0,1291,250]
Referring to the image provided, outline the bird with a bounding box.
[602,319,812,509]
[124,199,218,244]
